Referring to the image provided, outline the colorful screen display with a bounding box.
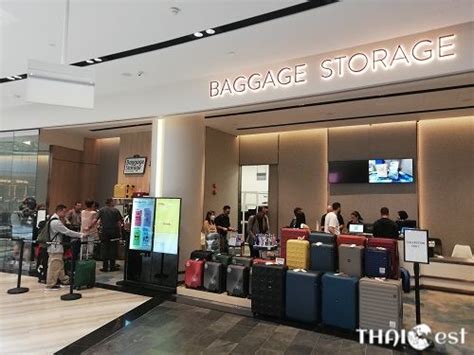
[129,198,155,251]
[153,198,181,255]
[368,159,414,184]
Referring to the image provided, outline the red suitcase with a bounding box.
[280,228,309,259]
[337,234,367,247]
[367,238,399,279]
[253,258,276,265]
[184,259,205,288]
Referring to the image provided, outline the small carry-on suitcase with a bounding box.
[359,277,403,332]
[203,261,226,293]
[226,264,249,297]
[400,267,411,293]
[205,233,220,252]
[338,244,364,278]
[367,238,399,279]
[232,256,253,267]
[75,241,96,289]
[310,243,337,272]
[286,239,310,269]
[213,253,233,265]
[228,246,242,257]
[251,264,287,318]
[286,270,322,323]
[364,247,391,278]
[321,273,359,331]
[337,234,367,247]
[113,184,126,198]
[309,232,336,245]
[280,228,309,259]
[190,250,213,261]
[185,259,205,289]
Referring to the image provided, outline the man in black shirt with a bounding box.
[214,205,235,253]
[373,207,399,239]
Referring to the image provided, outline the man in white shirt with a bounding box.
[324,202,342,235]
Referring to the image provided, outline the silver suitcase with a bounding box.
[359,277,403,332]
[338,244,364,278]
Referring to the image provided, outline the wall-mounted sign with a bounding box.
[404,229,430,264]
[153,198,181,255]
[208,31,458,99]
[124,156,147,175]
[129,197,155,251]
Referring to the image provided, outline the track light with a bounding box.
[193,32,203,38]
[86,59,94,64]
[205,29,215,35]
[94,58,102,62]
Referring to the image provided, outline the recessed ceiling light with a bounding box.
[86,59,94,64]
[227,51,236,56]
[194,32,203,38]
[205,29,215,35]
[13,94,21,99]
[48,43,56,47]
[122,72,132,77]
[94,58,102,62]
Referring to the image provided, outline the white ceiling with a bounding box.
[0,0,473,114]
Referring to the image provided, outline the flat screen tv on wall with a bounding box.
[328,160,368,184]
[368,159,414,184]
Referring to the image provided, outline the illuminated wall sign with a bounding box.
[210,64,307,98]
[208,32,459,99]
[321,34,456,80]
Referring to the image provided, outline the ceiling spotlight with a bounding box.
[13,75,22,79]
[94,58,102,62]
[86,59,94,64]
[6,77,15,80]
[194,32,203,38]
[205,29,215,35]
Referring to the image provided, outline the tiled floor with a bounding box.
[95,260,125,286]
[83,289,474,355]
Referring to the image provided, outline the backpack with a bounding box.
[36,217,59,247]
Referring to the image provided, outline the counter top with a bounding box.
[430,256,474,266]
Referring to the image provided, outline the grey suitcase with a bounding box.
[359,277,403,332]
[338,244,364,278]
[226,264,249,297]
[232,256,253,267]
[203,261,226,293]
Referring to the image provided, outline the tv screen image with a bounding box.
[328,160,367,184]
[368,159,414,183]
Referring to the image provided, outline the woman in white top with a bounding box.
[81,199,98,255]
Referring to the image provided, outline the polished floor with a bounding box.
[83,289,474,355]
[95,260,125,286]
[0,272,149,354]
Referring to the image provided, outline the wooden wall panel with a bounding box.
[117,132,151,193]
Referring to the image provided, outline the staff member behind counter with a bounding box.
[373,207,399,239]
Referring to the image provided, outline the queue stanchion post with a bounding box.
[61,239,82,301]
[7,238,29,294]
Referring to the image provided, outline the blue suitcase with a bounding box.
[365,247,391,278]
[310,243,337,272]
[321,273,359,330]
[286,270,322,323]
[309,232,336,245]
[400,267,411,293]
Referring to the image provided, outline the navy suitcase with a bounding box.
[226,264,249,297]
[365,247,391,278]
[400,267,411,293]
[321,273,359,330]
[232,256,253,267]
[251,264,287,318]
[190,250,213,261]
[310,243,337,272]
[309,232,336,245]
[286,270,322,323]
[203,261,226,293]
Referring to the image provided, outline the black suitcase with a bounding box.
[309,232,336,245]
[251,264,287,318]
[226,264,249,297]
[213,253,233,265]
[190,250,213,261]
[36,246,48,283]
[203,261,226,293]
[232,256,253,267]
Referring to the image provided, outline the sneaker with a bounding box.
[45,285,60,290]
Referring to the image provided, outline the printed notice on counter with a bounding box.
[153,198,181,255]
[129,197,155,251]
[404,229,429,264]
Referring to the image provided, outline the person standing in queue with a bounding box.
[214,205,236,254]
[88,198,123,272]
[247,206,270,257]
[324,202,342,235]
[65,201,82,232]
[320,205,333,231]
[81,199,98,256]
[373,207,399,239]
